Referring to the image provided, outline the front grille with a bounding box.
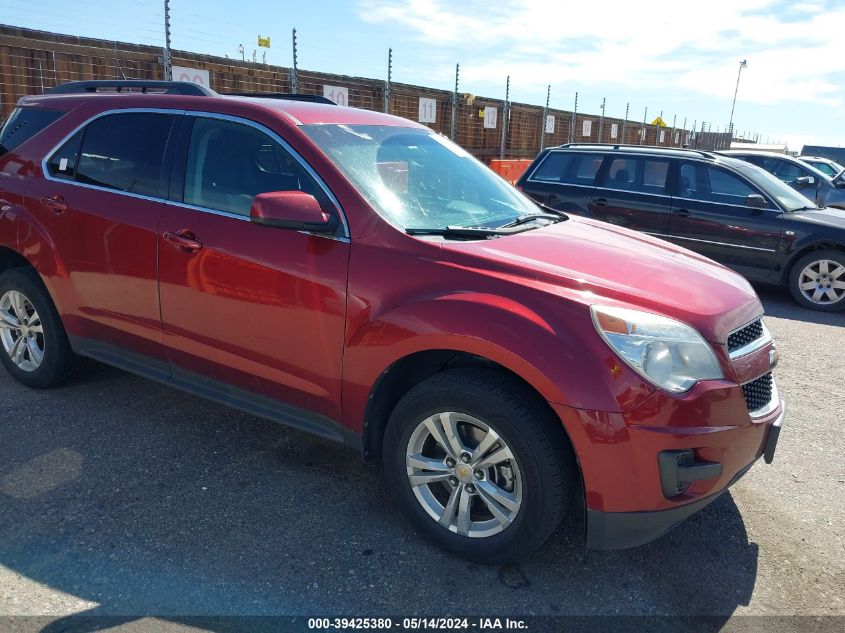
[728,319,764,354]
[742,372,773,413]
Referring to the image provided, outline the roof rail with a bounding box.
[46,80,216,96]
[223,92,337,105]
[553,142,716,159]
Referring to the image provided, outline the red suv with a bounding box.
[0,81,785,562]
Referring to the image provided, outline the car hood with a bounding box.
[441,217,763,343]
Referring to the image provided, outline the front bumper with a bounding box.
[582,401,785,549]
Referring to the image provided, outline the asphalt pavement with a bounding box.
[0,285,842,631]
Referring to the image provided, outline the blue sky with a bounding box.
[2,0,843,150]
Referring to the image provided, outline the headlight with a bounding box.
[591,305,723,393]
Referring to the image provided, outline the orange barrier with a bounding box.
[489,159,535,185]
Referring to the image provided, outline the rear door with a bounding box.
[588,154,672,235]
[667,161,783,280]
[24,110,177,367]
[520,150,603,216]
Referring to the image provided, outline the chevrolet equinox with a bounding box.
[0,81,785,562]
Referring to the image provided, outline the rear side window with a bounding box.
[605,156,670,193]
[75,113,175,197]
[183,117,320,216]
[530,152,602,185]
[0,107,65,157]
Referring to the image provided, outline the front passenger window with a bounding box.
[183,117,318,216]
[706,168,758,205]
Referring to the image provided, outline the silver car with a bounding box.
[719,150,845,210]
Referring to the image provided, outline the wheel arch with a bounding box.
[782,241,845,284]
[0,246,31,275]
[360,349,578,468]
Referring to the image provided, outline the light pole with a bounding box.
[728,59,747,138]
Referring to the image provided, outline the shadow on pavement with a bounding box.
[0,365,759,631]
[754,284,844,326]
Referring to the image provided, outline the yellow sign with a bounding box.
[651,116,667,127]
[258,35,271,48]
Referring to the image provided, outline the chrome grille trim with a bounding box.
[728,319,771,359]
[742,373,779,419]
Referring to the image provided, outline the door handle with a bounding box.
[674,208,691,218]
[163,229,203,253]
[593,198,608,207]
[40,195,67,213]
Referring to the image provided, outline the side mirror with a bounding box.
[794,176,815,187]
[745,194,768,209]
[250,191,336,232]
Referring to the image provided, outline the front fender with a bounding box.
[341,289,654,435]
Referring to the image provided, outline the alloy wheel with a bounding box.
[798,259,845,306]
[405,412,523,538]
[0,290,45,372]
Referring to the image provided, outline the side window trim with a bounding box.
[180,110,349,240]
[41,107,187,204]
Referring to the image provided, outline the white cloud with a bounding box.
[357,0,845,107]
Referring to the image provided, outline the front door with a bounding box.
[667,161,783,280]
[158,114,349,428]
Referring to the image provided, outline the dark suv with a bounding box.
[517,144,845,311]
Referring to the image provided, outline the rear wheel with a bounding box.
[383,368,575,563]
[788,249,845,312]
[0,268,76,388]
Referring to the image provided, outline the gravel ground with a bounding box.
[0,285,842,630]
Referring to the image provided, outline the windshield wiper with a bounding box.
[405,224,541,239]
[498,212,564,229]
[533,201,569,217]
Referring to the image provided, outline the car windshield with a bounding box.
[725,158,818,211]
[301,124,542,231]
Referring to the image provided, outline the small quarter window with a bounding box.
[530,152,602,185]
[0,107,65,157]
[47,131,83,181]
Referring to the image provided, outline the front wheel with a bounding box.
[383,368,575,563]
[788,249,845,312]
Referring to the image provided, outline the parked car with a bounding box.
[719,149,845,210]
[517,144,845,312]
[798,155,844,178]
[0,82,785,562]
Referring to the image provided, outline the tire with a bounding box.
[788,249,845,312]
[0,267,76,388]
[382,368,576,563]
